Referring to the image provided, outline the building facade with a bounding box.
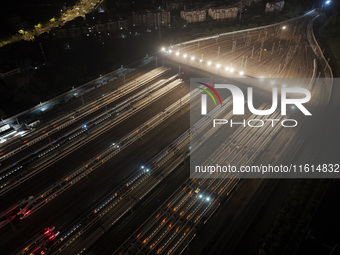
[208,7,239,20]
[180,10,206,23]
[129,10,170,28]
[265,1,285,12]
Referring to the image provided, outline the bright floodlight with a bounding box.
[282,26,286,30]
[239,71,244,76]
[191,56,195,60]
[161,47,165,52]
[141,165,145,169]
[82,124,87,128]
[183,54,187,58]
[206,197,211,202]
[199,59,203,63]
[325,0,331,4]
[176,52,180,56]
[225,67,229,71]
[112,143,115,146]
[216,64,221,69]
[207,61,212,66]
[229,68,234,73]
[146,168,150,172]
[169,49,172,54]
[199,194,203,199]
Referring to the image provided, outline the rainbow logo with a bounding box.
[197,82,222,106]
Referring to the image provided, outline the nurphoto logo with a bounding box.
[200,82,311,116]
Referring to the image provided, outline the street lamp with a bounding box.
[280,26,286,42]
[321,0,331,10]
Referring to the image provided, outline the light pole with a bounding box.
[321,0,331,10]
[279,25,286,43]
